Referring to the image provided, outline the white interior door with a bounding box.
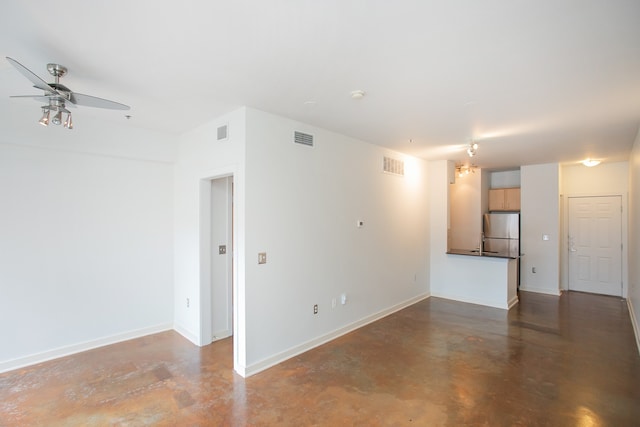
[568,196,622,296]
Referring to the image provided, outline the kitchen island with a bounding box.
[438,249,519,310]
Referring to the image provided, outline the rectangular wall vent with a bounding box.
[294,131,314,147]
[217,124,228,141]
[383,156,405,176]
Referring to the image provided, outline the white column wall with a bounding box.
[520,163,561,295]
[172,108,246,375]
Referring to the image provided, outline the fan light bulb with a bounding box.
[39,108,50,126]
[52,110,62,126]
[64,113,73,129]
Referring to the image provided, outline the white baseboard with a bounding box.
[628,298,640,356]
[430,291,511,310]
[518,285,562,296]
[212,329,232,342]
[0,323,173,374]
[241,293,431,378]
[507,295,519,309]
[173,323,199,346]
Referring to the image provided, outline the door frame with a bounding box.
[199,170,238,366]
[561,192,628,297]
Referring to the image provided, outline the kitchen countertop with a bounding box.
[446,248,518,259]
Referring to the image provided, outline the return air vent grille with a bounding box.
[217,124,228,141]
[294,131,314,147]
[383,156,405,176]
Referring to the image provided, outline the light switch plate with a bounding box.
[258,252,267,264]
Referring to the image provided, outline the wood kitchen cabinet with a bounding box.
[489,188,521,211]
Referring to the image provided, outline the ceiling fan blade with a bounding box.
[69,92,130,110]
[10,95,55,101]
[9,94,76,107]
[6,57,56,93]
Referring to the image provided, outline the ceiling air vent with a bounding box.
[383,156,405,176]
[217,124,228,141]
[294,131,314,147]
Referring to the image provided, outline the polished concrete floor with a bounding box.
[1,291,639,426]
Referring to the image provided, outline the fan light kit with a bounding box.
[6,57,130,129]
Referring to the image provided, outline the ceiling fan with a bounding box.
[6,57,130,129]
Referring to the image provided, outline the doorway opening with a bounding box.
[200,174,235,353]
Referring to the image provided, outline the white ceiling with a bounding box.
[1,1,639,169]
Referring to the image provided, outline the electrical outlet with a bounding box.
[258,252,267,264]
[313,304,318,314]
[219,245,227,254]
[532,267,537,273]
[186,298,190,308]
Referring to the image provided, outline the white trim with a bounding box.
[0,323,173,374]
[241,293,430,377]
[628,298,640,356]
[212,329,232,341]
[196,166,242,376]
[518,285,562,296]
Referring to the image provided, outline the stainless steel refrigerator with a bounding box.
[483,213,520,258]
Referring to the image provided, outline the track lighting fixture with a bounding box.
[467,141,478,157]
[455,164,478,178]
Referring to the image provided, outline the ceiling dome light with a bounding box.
[582,158,601,167]
[350,90,365,99]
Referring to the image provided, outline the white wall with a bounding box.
[628,128,640,352]
[242,108,430,375]
[562,161,628,195]
[0,118,175,372]
[560,161,629,294]
[490,170,521,188]
[520,163,561,295]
